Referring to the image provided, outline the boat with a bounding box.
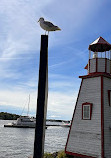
[4,116,47,129]
[4,95,47,129]
[61,121,71,128]
[4,116,36,128]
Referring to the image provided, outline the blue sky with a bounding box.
[0,0,111,120]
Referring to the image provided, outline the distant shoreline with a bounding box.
[0,112,70,122]
[0,112,20,120]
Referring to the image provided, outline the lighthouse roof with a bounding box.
[88,36,111,52]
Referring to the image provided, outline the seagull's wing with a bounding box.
[44,21,55,27]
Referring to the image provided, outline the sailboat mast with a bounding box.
[27,94,30,116]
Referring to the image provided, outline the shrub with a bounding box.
[44,151,73,158]
[57,151,68,158]
[44,152,54,158]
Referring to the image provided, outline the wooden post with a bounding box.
[33,35,48,158]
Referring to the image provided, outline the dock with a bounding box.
[4,124,69,128]
[4,124,48,129]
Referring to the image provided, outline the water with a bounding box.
[0,120,69,158]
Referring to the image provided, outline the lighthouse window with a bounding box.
[82,103,92,120]
[108,90,111,106]
[83,105,90,119]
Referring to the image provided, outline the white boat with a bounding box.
[61,121,71,128]
[13,116,36,127]
[4,95,47,129]
[4,116,36,128]
[4,116,48,129]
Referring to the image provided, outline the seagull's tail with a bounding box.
[56,26,61,31]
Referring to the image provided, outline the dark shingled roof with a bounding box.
[88,36,111,52]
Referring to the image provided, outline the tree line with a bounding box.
[0,112,20,120]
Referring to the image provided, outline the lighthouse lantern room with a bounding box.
[65,37,111,158]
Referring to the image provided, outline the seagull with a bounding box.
[38,17,61,35]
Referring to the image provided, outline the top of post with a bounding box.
[40,35,48,51]
[88,36,111,52]
[41,35,48,39]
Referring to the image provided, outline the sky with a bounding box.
[0,0,111,120]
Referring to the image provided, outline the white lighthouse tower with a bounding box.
[65,37,111,158]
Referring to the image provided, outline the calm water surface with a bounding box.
[0,120,69,158]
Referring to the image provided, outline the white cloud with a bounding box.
[0,73,79,119]
[47,90,77,119]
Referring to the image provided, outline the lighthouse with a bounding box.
[65,37,111,158]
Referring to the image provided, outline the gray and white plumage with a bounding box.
[38,17,61,34]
